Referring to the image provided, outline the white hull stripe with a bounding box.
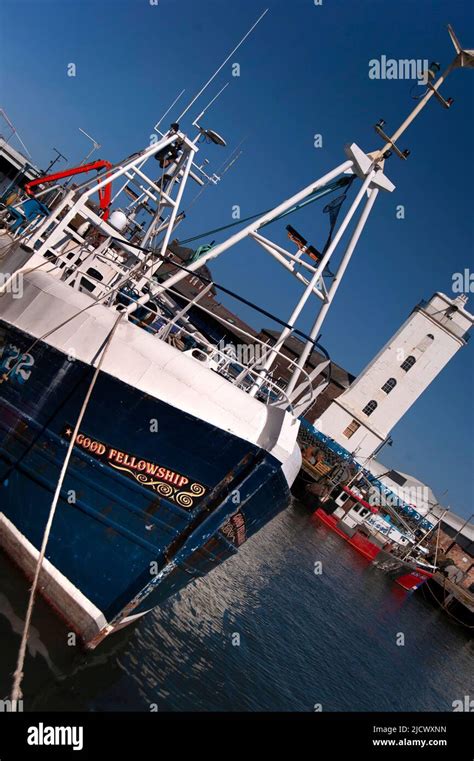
[0,271,302,485]
[0,512,107,642]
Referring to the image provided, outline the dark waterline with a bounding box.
[0,501,472,711]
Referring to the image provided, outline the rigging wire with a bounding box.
[180,176,354,245]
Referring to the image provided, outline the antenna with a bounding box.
[218,149,243,180]
[216,135,247,175]
[0,107,32,158]
[154,88,186,131]
[44,148,68,174]
[191,83,230,148]
[176,8,269,122]
[208,136,247,184]
[373,24,473,161]
[192,83,229,128]
[78,127,101,165]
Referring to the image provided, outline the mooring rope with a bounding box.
[10,311,123,704]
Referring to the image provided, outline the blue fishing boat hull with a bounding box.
[0,320,291,646]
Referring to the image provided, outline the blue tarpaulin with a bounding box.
[299,420,435,531]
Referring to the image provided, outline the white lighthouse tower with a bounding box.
[317,292,473,461]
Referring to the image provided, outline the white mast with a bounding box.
[127,25,472,409]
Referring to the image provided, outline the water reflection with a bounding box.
[0,502,472,711]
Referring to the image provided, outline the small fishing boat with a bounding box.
[314,482,438,591]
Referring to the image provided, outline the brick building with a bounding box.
[431,508,474,591]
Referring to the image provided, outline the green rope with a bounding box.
[180,176,352,246]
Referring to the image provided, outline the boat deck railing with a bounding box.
[101,268,322,413]
[11,230,329,413]
[1,119,333,415]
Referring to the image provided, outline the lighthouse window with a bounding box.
[343,419,360,438]
[381,377,397,394]
[400,355,416,372]
[362,400,377,416]
[417,334,435,352]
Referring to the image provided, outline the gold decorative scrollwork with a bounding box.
[155,483,175,499]
[105,462,207,510]
[176,492,194,509]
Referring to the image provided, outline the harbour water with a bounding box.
[0,501,472,712]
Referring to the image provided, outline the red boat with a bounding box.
[312,483,436,591]
[372,549,435,591]
[314,507,381,561]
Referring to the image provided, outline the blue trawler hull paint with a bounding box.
[0,322,290,641]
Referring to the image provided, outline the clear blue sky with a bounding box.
[0,0,473,518]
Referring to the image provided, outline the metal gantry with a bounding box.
[12,26,473,416]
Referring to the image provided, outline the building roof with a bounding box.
[431,505,474,543]
[261,328,354,388]
[368,460,474,542]
[174,277,259,341]
[166,240,258,341]
[0,138,39,178]
[368,461,440,515]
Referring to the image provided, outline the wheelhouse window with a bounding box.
[381,377,397,394]
[343,419,360,438]
[362,400,377,416]
[400,355,416,372]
